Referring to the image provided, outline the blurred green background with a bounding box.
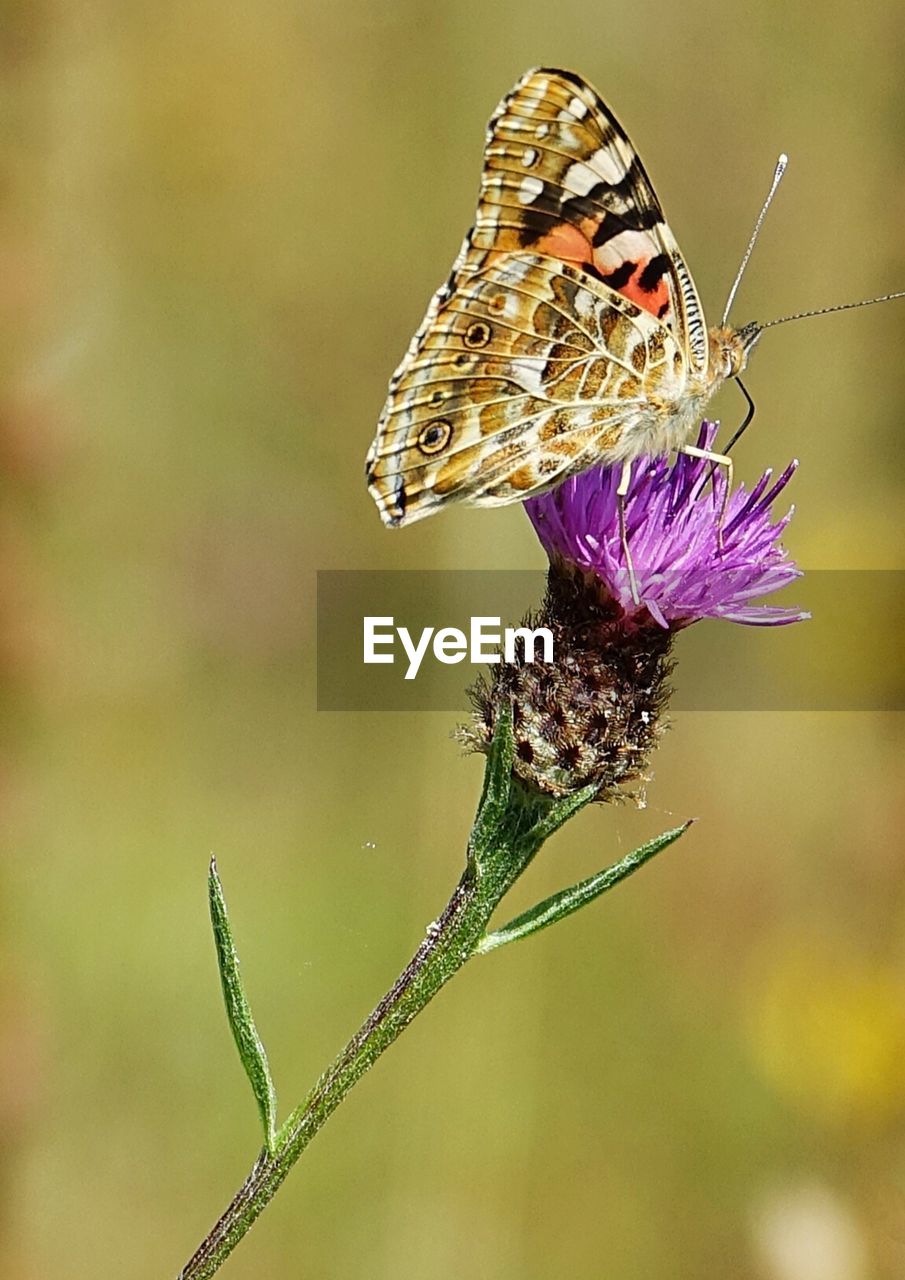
[3,3,905,1277]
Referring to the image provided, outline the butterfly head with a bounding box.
[708,321,763,383]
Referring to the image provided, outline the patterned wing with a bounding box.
[367,66,705,527]
[471,67,708,370]
[366,253,685,526]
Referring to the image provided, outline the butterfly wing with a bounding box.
[367,253,685,525]
[475,68,708,371]
[367,68,705,527]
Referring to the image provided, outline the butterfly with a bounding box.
[365,67,901,532]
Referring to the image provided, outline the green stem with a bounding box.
[176,710,685,1279]
[178,865,483,1279]
[178,730,561,1279]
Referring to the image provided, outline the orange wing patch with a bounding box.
[471,69,700,337]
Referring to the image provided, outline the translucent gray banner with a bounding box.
[316,570,905,712]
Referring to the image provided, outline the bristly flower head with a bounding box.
[464,425,806,802]
[525,422,807,629]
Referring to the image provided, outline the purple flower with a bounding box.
[525,423,807,629]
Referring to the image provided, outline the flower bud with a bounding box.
[462,562,673,801]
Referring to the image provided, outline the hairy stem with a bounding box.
[178,837,532,1277]
[177,711,599,1279]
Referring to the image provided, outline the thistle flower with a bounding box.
[465,423,806,801]
[526,422,807,629]
[187,426,799,1278]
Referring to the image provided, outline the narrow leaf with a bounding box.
[470,703,515,847]
[208,857,278,1150]
[522,781,599,846]
[476,821,694,955]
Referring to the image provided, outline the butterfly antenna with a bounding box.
[759,291,905,330]
[721,154,788,327]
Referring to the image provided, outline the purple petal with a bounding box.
[524,422,806,629]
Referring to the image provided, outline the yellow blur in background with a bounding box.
[2,3,905,1278]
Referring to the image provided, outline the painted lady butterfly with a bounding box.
[364,67,895,530]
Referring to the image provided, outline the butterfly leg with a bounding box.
[616,459,641,604]
[680,444,733,551]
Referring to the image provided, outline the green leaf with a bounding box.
[468,703,515,852]
[520,781,600,847]
[475,821,694,955]
[208,857,278,1151]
